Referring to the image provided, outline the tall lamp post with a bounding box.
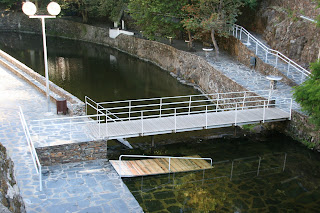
[22,2,61,113]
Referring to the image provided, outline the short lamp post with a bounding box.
[22,2,61,113]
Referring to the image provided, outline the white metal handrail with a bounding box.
[232,24,311,80]
[19,107,42,191]
[118,155,213,178]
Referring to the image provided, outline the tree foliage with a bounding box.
[0,0,20,9]
[128,0,189,40]
[57,0,127,23]
[182,0,256,55]
[293,61,320,127]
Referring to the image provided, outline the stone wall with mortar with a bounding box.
[36,140,108,166]
[0,143,26,213]
[238,0,320,68]
[216,35,320,150]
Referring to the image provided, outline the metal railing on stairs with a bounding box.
[231,24,311,84]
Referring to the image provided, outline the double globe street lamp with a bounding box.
[22,2,61,113]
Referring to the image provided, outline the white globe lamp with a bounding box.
[22,2,37,16]
[47,2,61,16]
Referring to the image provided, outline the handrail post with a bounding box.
[265,51,268,63]
[119,155,122,178]
[242,91,246,110]
[188,96,192,115]
[174,108,177,132]
[205,105,208,129]
[275,53,278,68]
[105,109,108,137]
[287,62,291,76]
[235,25,238,38]
[235,103,238,126]
[263,100,266,123]
[240,27,242,40]
[129,100,131,121]
[141,111,143,136]
[160,98,162,118]
[85,96,87,115]
[216,93,219,112]
[289,99,293,120]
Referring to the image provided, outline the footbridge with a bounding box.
[85,90,292,140]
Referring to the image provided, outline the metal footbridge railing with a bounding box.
[231,24,311,84]
[85,90,293,140]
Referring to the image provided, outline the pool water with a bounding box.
[121,132,320,212]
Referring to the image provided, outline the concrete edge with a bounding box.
[0,49,85,116]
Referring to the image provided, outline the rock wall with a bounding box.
[0,143,26,213]
[36,141,108,166]
[239,0,320,68]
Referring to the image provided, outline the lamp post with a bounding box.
[22,2,61,113]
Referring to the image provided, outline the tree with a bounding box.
[182,0,257,55]
[293,61,320,127]
[128,0,189,40]
[0,0,20,9]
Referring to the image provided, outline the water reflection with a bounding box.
[0,32,198,102]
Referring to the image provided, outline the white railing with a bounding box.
[19,107,42,191]
[29,114,107,145]
[87,90,292,123]
[118,155,213,178]
[232,24,311,84]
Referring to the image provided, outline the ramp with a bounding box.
[110,155,213,177]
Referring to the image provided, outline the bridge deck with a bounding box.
[110,155,212,177]
[89,107,290,140]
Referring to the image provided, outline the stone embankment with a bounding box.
[0,143,25,213]
[239,0,320,68]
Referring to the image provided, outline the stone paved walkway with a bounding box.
[0,63,142,213]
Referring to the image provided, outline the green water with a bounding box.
[1,32,320,212]
[0,32,198,102]
[121,132,320,212]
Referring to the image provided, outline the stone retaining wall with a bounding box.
[217,35,297,87]
[217,35,320,150]
[0,143,26,213]
[36,140,108,166]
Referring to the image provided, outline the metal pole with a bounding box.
[205,105,208,129]
[289,99,293,120]
[263,100,266,123]
[174,108,177,132]
[265,51,268,63]
[129,101,131,121]
[141,111,143,135]
[240,27,242,40]
[235,103,237,126]
[41,17,51,112]
[160,98,162,117]
[188,96,192,115]
[257,157,261,176]
[275,53,278,68]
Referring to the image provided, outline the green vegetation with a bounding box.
[128,0,188,40]
[293,61,320,128]
[182,0,257,55]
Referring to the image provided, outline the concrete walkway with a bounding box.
[0,63,142,213]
